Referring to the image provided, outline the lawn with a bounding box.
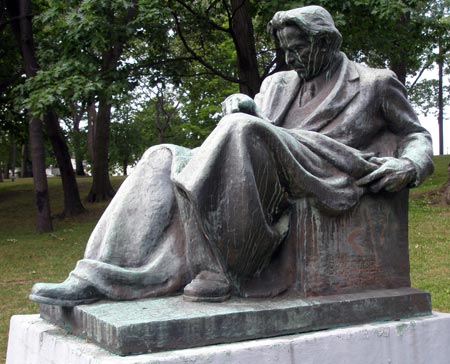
[1,156,449,362]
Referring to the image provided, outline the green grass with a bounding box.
[0,176,126,362]
[1,157,450,361]
[409,154,450,311]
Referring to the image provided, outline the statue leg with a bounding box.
[30,146,194,306]
[174,114,293,296]
[175,113,375,298]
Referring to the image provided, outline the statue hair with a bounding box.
[268,5,342,53]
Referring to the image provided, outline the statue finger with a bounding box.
[369,175,390,193]
[368,156,391,165]
[384,175,409,192]
[360,152,376,160]
[356,167,386,186]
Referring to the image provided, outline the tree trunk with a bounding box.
[4,163,10,179]
[72,103,86,176]
[87,95,115,202]
[10,135,16,181]
[21,142,32,178]
[87,102,96,167]
[7,0,85,219]
[0,163,3,182]
[389,11,410,85]
[230,0,261,97]
[87,102,97,166]
[86,3,138,200]
[390,61,407,85]
[45,110,86,216]
[437,42,444,156]
[29,117,53,232]
[122,158,128,176]
[6,0,52,229]
[75,154,85,176]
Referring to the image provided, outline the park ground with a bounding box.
[1,155,449,362]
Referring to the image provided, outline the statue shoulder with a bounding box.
[351,61,400,87]
[260,70,298,92]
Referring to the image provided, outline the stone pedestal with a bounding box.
[7,312,450,364]
[38,288,430,355]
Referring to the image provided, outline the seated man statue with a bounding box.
[30,5,433,306]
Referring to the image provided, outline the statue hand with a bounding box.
[356,157,417,193]
[221,93,258,116]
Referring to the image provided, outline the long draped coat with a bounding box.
[71,54,433,299]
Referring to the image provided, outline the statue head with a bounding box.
[268,6,342,80]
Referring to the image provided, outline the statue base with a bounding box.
[7,311,450,364]
[36,287,430,355]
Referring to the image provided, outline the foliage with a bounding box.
[0,9,29,172]
[410,79,450,116]
[2,0,450,173]
[176,72,238,147]
[11,0,167,118]
[109,100,145,174]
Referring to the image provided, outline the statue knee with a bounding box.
[218,113,261,135]
[139,146,173,173]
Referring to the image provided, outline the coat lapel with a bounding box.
[297,55,360,131]
[263,72,301,126]
[267,54,361,130]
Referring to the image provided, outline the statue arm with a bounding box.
[357,72,434,192]
[380,73,434,186]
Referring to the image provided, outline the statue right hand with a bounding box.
[221,93,258,116]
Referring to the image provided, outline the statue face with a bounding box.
[277,25,330,80]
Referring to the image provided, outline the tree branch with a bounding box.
[230,0,246,21]
[173,0,230,33]
[409,44,450,90]
[261,58,276,79]
[206,0,222,15]
[172,12,240,84]
[222,0,232,29]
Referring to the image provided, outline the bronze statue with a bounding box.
[30,6,433,306]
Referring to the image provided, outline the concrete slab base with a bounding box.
[7,312,450,364]
[38,288,431,354]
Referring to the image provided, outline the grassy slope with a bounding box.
[409,155,450,310]
[1,156,449,361]
[0,177,126,361]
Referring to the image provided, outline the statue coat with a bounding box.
[70,54,433,300]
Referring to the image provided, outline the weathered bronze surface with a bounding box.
[31,4,433,331]
[40,288,432,355]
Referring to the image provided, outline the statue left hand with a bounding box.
[356,157,417,193]
[221,93,258,115]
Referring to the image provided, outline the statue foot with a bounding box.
[29,276,104,306]
[183,271,231,302]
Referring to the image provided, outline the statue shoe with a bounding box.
[29,275,104,306]
[183,270,231,302]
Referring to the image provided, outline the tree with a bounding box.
[408,2,450,155]
[169,0,269,97]
[69,102,87,176]
[5,0,53,231]
[109,99,144,176]
[32,0,170,201]
[6,0,86,220]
